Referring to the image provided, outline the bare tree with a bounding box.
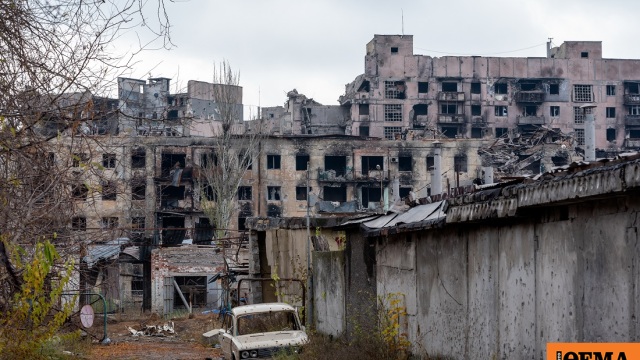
[199,61,265,242]
[0,0,174,308]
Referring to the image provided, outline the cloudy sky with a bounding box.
[115,0,640,114]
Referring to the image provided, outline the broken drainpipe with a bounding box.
[582,104,597,162]
[432,141,443,195]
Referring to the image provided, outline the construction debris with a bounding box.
[478,126,575,177]
[127,322,175,337]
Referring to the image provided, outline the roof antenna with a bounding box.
[401,9,404,36]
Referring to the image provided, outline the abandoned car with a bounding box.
[204,303,308,359]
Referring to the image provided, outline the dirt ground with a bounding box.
[86,312,223,360]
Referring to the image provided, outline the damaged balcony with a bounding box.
[470,115,485,125]
[624,138,640,148]
[624,94,640,106]
[517,115,545,125]
[437,92,465,101]
[625,115,640,126]
[514,91,545,103]
[437,114,466,124]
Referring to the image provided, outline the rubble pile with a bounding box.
[127,321,176,337]
[478,126,574,177]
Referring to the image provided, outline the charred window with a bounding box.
[237,186,252,200]
[167,110,179,119]
[454,155,468,173]
[323,186,346,202]
[201,152,217,168]
[296,154,309,171]
[385,81,406,99]
[520,83,536,91]
[72,217,86,231]
[399,187,412,199]
[267,186,281,201]
[391,47,398,54]
[360,126,369,137]
[162,217,185,245]
[471,105,482,116]
[296,186,310,201]
[494,83,508,95]
[413,104,428,119]
[203,185,216,201]
[325,156,347,177]
[361,187,382,205]
[495,106,508,117]
[523,105,537,116]
[607,128,616,142]
[161,153,186,178]
[471,127,483,138]
[549,84,560,95]
[398,156,412,171]
[418,82,429,93]
[496,127,508,137]
[361,156,384,175]
[267,155,281,169]
[131,149,146,168]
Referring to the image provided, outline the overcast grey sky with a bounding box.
[116,0,640,113]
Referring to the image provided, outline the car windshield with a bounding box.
[237,310,299,335]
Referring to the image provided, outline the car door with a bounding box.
[219,313,234,359]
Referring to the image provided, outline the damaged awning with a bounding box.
[83,238,131,267]
[337,200,447,237]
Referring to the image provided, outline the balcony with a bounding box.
[470,115,485,124]
[437,92,465,102]
[437,114,466,124]
[316,200,359,213]
[625,138,640,148]
[514,91,545,103]
[624,94,640,105]
[626,115,640,126]
[517,115,545,125]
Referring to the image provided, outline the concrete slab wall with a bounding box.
[313,251,346,336]
[376,195,640,359]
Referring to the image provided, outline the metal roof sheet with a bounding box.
[83,238,130,267]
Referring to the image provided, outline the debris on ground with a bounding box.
[127,321,176,337]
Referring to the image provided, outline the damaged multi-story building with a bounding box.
[48,34,640,317]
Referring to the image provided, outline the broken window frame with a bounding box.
[237,186,252,201]
[549,84,560,95]
[471,127,483,139]
[523,105,537,117]
[494,83,508,95]
[132,182,146,200]
[606,107,616,118]
[72,183,88,200]
[494,106,508,117]
[323,185,347,202]
[495,127,508,137]
[266,155,281,170]
[606,128,616,142]
[132,217,145,230]
[399,187,412,200]
[398,156,412,172]
[574,107,592,124]
[102,153,117,169]
[384,81,406,99]
[418,82,429,94]
[131,149,146,168]
[573,84,593,102]
[267,186,281,201]
[384,104,403,122]
[550,106,560,117]
[471,82,481,94]
[384,126,402,140]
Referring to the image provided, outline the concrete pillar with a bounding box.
[482,166,494,184]
[432,141,442,195]
[582,104,597,161]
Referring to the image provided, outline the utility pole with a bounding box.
[306,162,313,327]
